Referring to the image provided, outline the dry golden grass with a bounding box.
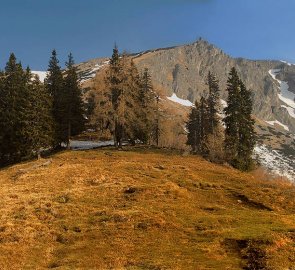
[0,147,294,269]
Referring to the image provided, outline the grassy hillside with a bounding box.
[0,147,294,269]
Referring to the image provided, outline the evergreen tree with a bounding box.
[224,67,241,162]
[106,45,123,147]
[27,69,54,157]
[224,67,256,170]
[45,50,65,147]
[199,96,210,155]
[236,79,256,170]
[137,67,157,144]
[207,71,220,134]
[0,54,29,163]
[205,72,224,162]
[0,54,54,165]
[186,101,201,153]
[63,53,86,148]
[186,97,209,155]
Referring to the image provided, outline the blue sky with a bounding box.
[0,0,294,70]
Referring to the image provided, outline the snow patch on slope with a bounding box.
[280,60,293,66]
[254,144,295,182]
[281,105,295,118]
[268,69,295,119]
[32,71,47,82]
[80,60,110,83]
[220,99,227,108]
[265,120,289,131]
[167,93,194,107]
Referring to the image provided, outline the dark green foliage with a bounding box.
[45,50,65,147]
[186,97,209,155]
[186,101,201,153]
[207,71,220,134]
[45,51,85,148]
[26,70,54,156]
[63,53,86,147]
[187,72,222,160]
[236,80,256,170]
[224,67,256,171]
[224,67,241,160]
[0,54,54,165]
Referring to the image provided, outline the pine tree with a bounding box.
[186,97,209,155]
[125,60,143,144]
[0,54,54,165]
[224,67,256,171]
[207,71,220,134]
[27,69,54,157]
[205,72,224,162]
[106,45,123,147]
[224,67,241,163]
[45,50,65,147]
[63,53,86,148]
[137,67,157,144]
[0,54,29,163]
[186,101,201,153]
[236,79,256,170]
[199,96,210,155]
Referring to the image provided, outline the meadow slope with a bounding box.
[0,147,294,269]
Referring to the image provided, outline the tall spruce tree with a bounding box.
[63,53,86,148]
[45,50,65,147]
[107,45,123,147]
[0,54,54,165]
[224,67,241,162]
[199,96,210,155]
[137,68,157,144]
[186,96,209,155]
[0,54,30,163]
[207,71,220,134]
[224,67,256,170]
[205,72,224,162]
[26,69,54,157]
[236,79,256,170]
[186,101,201,153]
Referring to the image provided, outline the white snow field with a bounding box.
[254,144,295,182]
[167,93,194,107]
[265,120,289,131]
[32,71,47,82]
[268,69,295,119]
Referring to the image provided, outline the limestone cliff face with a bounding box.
[133,39,295,132]
[76,39,295,133]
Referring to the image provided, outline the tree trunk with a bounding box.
[67,121,71,150]
[37,150,41,160]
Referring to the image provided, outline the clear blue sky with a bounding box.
[0,0,294,70]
